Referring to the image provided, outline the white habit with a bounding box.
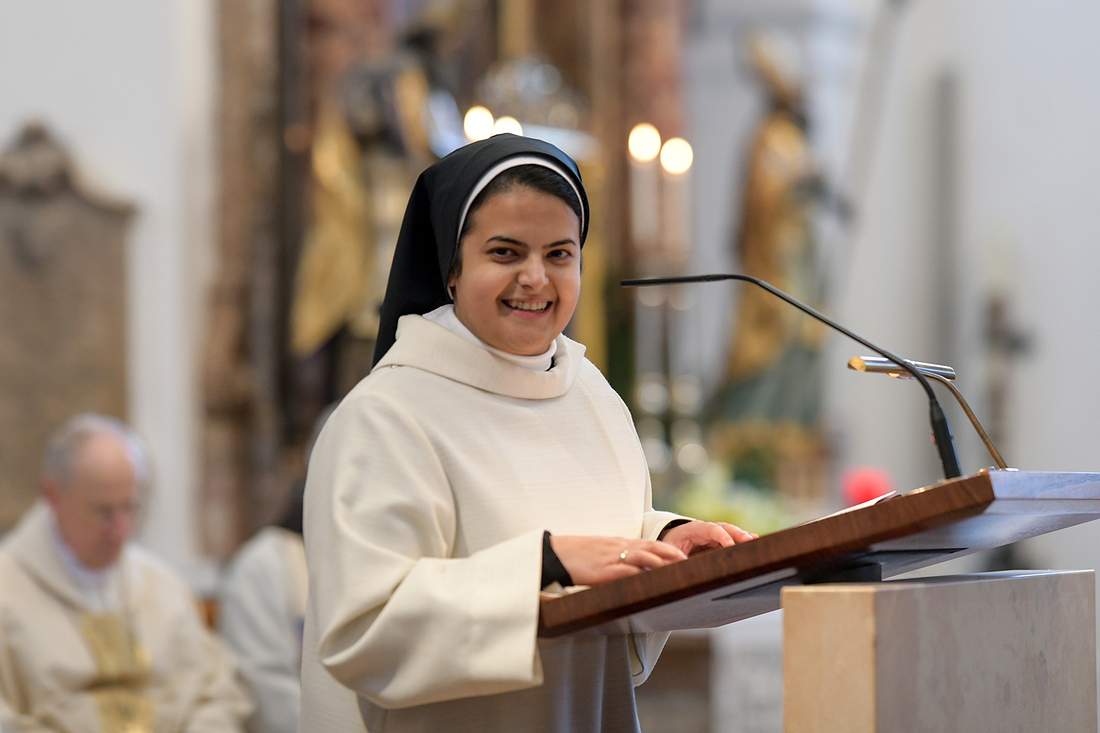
[220,527,309,733]
[300,315,683,733]
[0,503,253,732]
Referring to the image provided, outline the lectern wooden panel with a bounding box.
[538,470,1100,637]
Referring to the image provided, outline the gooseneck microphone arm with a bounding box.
[621,273,963,480]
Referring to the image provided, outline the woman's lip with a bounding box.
[502,299,553,315]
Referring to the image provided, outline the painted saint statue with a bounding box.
[708,38,829,500]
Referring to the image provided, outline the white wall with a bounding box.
[0,1,218,583]
[836,0,1100,531]
[857,6,1100,689]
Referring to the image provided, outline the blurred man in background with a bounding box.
[0,413,252,732]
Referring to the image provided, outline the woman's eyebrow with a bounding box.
[485,236,577,249]
[486,235,528,247]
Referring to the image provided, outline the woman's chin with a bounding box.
[493,332,556,356]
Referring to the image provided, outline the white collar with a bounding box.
[48,512,122,613]
[423,304,557,372]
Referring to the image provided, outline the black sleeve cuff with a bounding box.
[541,531,574,589]
[657,518,693,541]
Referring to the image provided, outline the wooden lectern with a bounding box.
[539,470,1100,730]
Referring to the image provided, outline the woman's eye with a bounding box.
[548,249,574,261]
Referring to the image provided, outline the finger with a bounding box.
[672,523,735,554]
[636,540,688,561]
[615,542,685,569]
[717,522,758,542]
[621,548,680,570]
[695,522,737,547]
[598,562,644,583]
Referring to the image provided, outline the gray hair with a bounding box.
[42,413,150,491]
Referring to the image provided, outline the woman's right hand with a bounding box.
[549,535,688,586]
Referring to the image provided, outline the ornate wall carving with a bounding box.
[0,123,134,528]
[203,0,285,557]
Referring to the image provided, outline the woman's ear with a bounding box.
[446,248,462,302]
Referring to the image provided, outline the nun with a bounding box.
[299,134,755,733]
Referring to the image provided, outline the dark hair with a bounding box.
[449,164,583,283]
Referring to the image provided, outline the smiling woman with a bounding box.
[450,181,581,356]
[300,134,754,733]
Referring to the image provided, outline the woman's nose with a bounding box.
[516,258,548,288]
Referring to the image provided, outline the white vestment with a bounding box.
[220,527,309,733]
[300,315,683,733]
[0,503,253,733]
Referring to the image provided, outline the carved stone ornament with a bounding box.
[0,123,135,529]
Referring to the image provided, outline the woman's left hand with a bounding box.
[661,521,758,557]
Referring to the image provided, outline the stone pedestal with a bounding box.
[782,570,1097,733]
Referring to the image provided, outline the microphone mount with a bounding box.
[849,356,1009,470]
[621,272,963,480]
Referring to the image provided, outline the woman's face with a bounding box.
[450,186,581,356]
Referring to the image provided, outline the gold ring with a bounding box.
[619,550,629,564]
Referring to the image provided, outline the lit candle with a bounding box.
[492,115,523,136]
[628,123,661,269]
[629,125,667,443]
[464,106,495,141]
[659,137,692,272]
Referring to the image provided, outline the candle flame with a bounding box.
[492,116,524,136]
[628,123,661,163]
[464,106,495,141]
[660,138,693,175]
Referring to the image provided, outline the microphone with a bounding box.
[848,356,1008,470]
[621,273,963,480]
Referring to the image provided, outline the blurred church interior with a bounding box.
[4,0,1100,729]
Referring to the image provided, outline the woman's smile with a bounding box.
[504,299,552,313]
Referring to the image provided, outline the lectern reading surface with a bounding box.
[538,470,1100,637]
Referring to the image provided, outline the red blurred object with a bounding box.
[842,467,894,506]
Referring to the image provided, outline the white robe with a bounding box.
[300,315,683,733]
[219,527,308,733]
[0,503,253,733]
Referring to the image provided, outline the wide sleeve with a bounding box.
[0,608,52,733]
[134,555,252,733]
[218,536,302,733]
[641,510,690,542]
[304,389,545,710]
[157,582,253,733]
[180,624,254,733]
[0,697,53,733]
